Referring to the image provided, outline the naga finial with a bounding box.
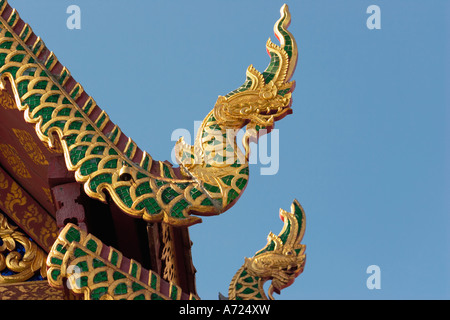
[227,199,306,300]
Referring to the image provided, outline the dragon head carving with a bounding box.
[213,4,298,158]
[243,199,306,298]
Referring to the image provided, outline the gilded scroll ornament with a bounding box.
[0,212,47,283]
[0,143,31,179]
[0,1,298,227]
[12,128,49,165]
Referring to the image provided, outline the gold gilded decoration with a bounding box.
[0,143,31,179]
[0,86,15,109]
[12,128,49,165]
[0,212,47,283]
[47,223,199,300]
[0,280,64,300]
[228,200,306,300]
[0,167,58,251]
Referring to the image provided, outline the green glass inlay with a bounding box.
[135,181,152,197]
[150,273,158,289]
[65,226,81,243]
[93,258,106,268]
[135,198,161,215]
[10,53,25,63]
[171,199,189,218]
[33,80,48,90]
[227,189,239,205]
[151,293,164,300]
[200,198,213,206]
[23,94,41,112]
[130,263,138,278]
[93,271,108,284]
[161,187,180,204]
[74,248,88,258]
[114,283,128,295]
[104,159,118,169]
[50,257,62,266]
[56,107,71,117]
[113,271,126,280]
[170,285,178,300]
[86,239,98,253]
[69,145,88,166]
[162,164,172,178]
[0,41,13,49]
[17,80,29,97]
[91,287,108,300]
[115,186,133,207]
[190,188,202,200]
[45,94,59,103]
[76,261,89,273]
[235,177,247,190]
[68,121,83,131]
[203,183,220,193]
[51,269,60,281]
[89,173,112,192]
[221,175,233,186]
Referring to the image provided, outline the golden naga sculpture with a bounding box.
[227,199,306,300]
[0,2,298,226]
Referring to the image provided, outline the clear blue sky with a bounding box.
[10,0,449,299]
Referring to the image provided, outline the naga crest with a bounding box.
[213,4,297,156]
[228,199,306,300]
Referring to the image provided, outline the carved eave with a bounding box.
[47,223,199,300]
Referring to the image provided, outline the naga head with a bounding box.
[245,199,306,299]
[213,4,298,158]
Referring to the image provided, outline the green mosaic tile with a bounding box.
[45,94,59,103]
[114,283,128,295]
[203,183,220,193]
[93,271,108,284]
[235,177,247,190]
[151,293,164,300]
[135,198,161,215]
[171,199,189,218]
[33,80,48,90]
[162,164,172,178]
[65,226,81,243]
[0,41,13,49]
[17,80,29,97]
[91,145,105,155]
[70,145,88,165]
[200,198,213,206]
[104,159,118,169]
[89,173,112,192]
[68,121,83,131]
[87,238,98,253]
[113,271,126,280]
[221,175,233,186]
[92,258,106,268]
[135,181,152,197]
[90,287,107,300]
[227,189,239,205]
[190,188,202,200]
[56,107,71,117]
[115,186,133,208]
[170,285,178,300]
[161,187,180,204]
[10,53,25,63]
[23,93,42,112]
